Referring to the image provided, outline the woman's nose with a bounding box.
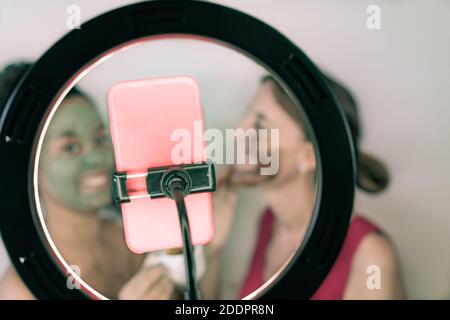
[83,148,108,168]
[238,115,255,130]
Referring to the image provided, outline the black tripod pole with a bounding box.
[169,179,201,300]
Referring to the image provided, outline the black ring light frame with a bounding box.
[0,0,355,300]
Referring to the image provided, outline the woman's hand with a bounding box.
[207,167,238,256]
[118,265,177,300]
[199,168,238,299]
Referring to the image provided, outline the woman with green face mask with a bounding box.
[36,85,147,298]
[0,63,178,300]
[39,88,114,211]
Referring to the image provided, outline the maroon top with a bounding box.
[239,209,380,299]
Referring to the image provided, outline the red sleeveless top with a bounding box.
[239,209,380,299]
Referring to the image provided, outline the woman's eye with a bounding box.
[96,134,107,147]
[255,119,265,130]
[62,142,81,155]
[254,113,266,129]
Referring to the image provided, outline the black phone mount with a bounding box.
[113,162,216,300]
[113,162,216,204]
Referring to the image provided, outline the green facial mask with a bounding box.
[39,95,114,211]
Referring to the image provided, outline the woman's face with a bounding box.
[232,81,316,188]
[39,95,114,211]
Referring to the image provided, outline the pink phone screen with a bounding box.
[108,76,214,254]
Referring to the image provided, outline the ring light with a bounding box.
[0,0,355,299]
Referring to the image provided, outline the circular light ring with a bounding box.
[0,0,355,299]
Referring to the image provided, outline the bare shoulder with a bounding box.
[344,230,405,299]
[0,267,35,300]
[354,232,398,271]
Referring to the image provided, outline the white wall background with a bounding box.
[1,0,449,299]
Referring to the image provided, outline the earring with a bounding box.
[297,164,307,175]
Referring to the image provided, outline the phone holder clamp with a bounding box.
[112,162,216,205]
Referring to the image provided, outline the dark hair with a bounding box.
[262,75,390,194]
[0,62,90,113]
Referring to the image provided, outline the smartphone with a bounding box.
[108,76,214,254]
